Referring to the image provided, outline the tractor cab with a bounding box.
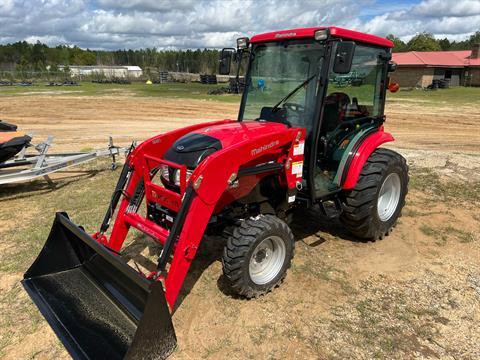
[220,27,395,202]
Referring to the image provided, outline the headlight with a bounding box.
[173,169,193,186]
[173,169,181,186]
[160,164,169,180]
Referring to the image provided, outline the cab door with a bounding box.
[314,44,389,198]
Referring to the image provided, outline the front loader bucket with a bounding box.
[22,212,176,360]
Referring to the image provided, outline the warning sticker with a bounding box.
[292,161,303,177]
[293,141,305,156]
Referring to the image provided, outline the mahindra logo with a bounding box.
[151,190,181,208]
[275,32,296,38]
[251,140,280,156]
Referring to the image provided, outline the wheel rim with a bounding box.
[249,236,286,285]
[377,172,402,222]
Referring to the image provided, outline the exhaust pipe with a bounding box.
[22,212,176,360]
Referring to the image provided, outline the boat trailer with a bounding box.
[0,135,126,185]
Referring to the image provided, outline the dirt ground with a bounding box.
[1,94,479,153]
[0,93,479,359]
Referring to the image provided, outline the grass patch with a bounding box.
[0,82,241,103]
[325,276,444,359]
[0,159,118,273]
[0,159,123,354]
[292,259,356,295]
[410,168,480,204]
[0,283,45,356]
[4,81,479,108]
[387,87,480,106]
[420,224,476,245]
[420,225,447,246]
[402,207,442,217]
[203,337,232,358]
[444,225,476,243]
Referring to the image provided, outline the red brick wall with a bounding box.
[390,67,434,88]
[469,68,480,86]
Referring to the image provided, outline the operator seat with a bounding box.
[322,92,350,133]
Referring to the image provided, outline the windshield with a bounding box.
[239,39,325,135]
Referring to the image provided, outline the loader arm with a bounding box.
[106,124,305,310]
[101,119,234,250]
[163,127,305,308]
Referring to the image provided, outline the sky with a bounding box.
[0,0,479,50]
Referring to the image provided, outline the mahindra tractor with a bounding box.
[23,27,408,359]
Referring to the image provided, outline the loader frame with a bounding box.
[96,119,306,309]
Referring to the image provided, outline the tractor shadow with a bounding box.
[289,206,364,245]
[121,231,227,312]
[121,205,367,311]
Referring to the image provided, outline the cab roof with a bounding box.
[249,26,393,48]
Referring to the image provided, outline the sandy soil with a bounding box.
[385,99,480,153]
[0,94,479,359]
[1,95,478,153]
[0,96,238,151]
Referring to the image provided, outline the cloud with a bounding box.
[411,0,480,17]
[97,0,196,12]
[362,0,480,39]
[0,0,478,50]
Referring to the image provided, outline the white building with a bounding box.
[59,65,143,78]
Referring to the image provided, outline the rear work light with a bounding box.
[237,37,249,49]
[314,29,329,41]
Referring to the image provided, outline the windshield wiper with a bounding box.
[271,73,317,113]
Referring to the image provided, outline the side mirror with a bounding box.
[388,61,397,73]
[333,42,355,74]
[219,48,236,75]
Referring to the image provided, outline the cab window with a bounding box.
[322,45,386,134]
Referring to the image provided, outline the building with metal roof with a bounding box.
[391,45,480,87]
[59,65,143,79]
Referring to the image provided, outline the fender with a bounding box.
[342,129,394,190]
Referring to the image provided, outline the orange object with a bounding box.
[0,131,25,143]
[388,82,400,93]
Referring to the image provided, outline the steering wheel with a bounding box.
[283,102,305,113]
[282,102,305,126]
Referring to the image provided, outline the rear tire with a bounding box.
[222,215,294,298]
[340,148,408,240]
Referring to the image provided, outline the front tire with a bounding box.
[340,148,408,240]
[222,215,294,298]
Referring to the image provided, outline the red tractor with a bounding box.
[23,27,408,359]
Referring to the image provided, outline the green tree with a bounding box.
[62,65,71,78]
[438,38,451,50]
[468,31,480,46]
[31,41,47,70]
[407,33,441,51]
[386,34,407,52]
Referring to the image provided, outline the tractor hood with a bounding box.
[164,120,288,168]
